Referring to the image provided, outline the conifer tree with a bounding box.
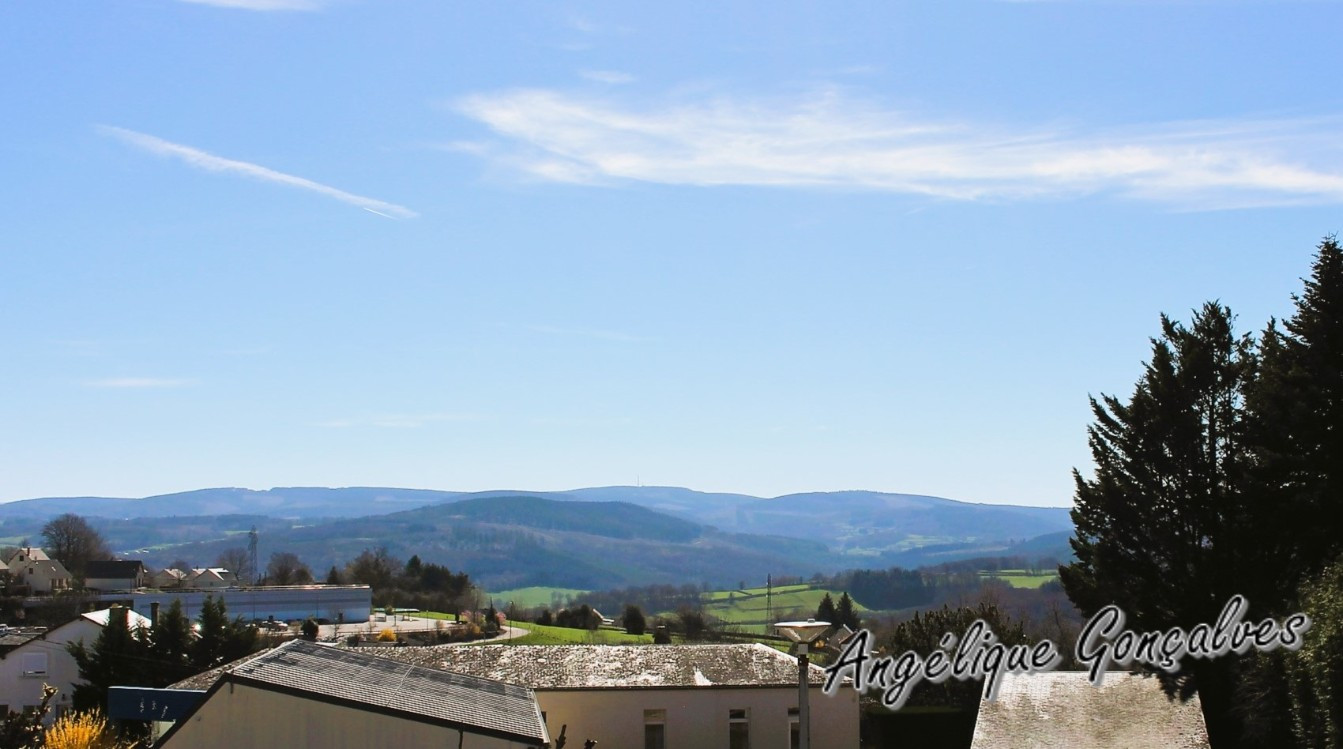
[835,592,860,630]
[1060,301,1255,747]
[67,607,154,712]
[816,592,837,624]
[1246,237,1343,594]
[148,599,196,686]
[191,595,257,670]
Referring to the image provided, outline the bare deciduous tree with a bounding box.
[41,513,111,580]
[214,547,253,584]
[264,551,312,586]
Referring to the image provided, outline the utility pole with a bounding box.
[766,574,773,625]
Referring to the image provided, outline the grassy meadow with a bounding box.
[688,583,868,635]
[978,570,1058,588]
[488,586,590,609]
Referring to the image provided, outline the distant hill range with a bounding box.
[0,486,1074,590]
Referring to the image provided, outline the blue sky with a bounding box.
[3,1,1341,507]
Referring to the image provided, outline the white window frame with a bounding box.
[644,708,666,749]
[729,707,750,749]
[21,652,47,677]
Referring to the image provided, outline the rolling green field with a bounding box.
[688,584,868,635]
[488,587,589,609]
[491,622,654,646]
[979,570,1058,588]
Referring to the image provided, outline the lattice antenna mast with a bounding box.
[247,526,259,586]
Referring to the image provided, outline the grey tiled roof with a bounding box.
[224,640,548,744]
[369,643,826,689]
[168,648,274,690]
[971,672,1211,749]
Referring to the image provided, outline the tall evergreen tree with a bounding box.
[1060,301,1256,747]
[1240,238,1343,748]
[1246,237,1343,594]
[835,592,860,630]
[148,599,196,686]
[816,592,837,624]
[67,606,154,711]
[191,595,258,670]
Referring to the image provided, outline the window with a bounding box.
[21,652,47,677]
[788,707,800,749]
[644,709,666,749]
[729,708,750,749]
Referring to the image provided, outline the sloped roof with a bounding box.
[5,547,51,564]
[372,643,826,689]
[85,560,146,579]
[8,553,71,578]
[81,607,154,629]
[970,672,1211,749]
[213,640,548,744]
[168,648,274,691]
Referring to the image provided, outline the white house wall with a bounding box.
[535,685,859,749]
[0,618,101,716]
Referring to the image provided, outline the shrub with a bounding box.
[377,628,397,642]
[44,711,122,749]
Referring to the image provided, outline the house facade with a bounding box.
[378,643,861,749]
[186,568,236,590]
[4,547,72,594]
[152,568,186,589]
[84,560,150,592]
[0,607,151,719]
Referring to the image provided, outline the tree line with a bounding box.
[1058,237,1343,748]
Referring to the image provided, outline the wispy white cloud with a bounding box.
[99,126,417,218]
[86,378,193,388]
[315,412,481,429]
[530,415,635,428]
[454,88,1343,208]
[566,15,632,35]
[581,70,636,85]
[176,0,322,10]
[526,324,650,343]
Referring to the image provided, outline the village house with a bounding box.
[185,568,236,591]
[152,568,187,589]
[0,607,151,720]
[84,560,150,592]
[154,640,550,748]
[4,547,72,594]
[377,643,861,748]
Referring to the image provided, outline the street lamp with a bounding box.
[775,618,830,749]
